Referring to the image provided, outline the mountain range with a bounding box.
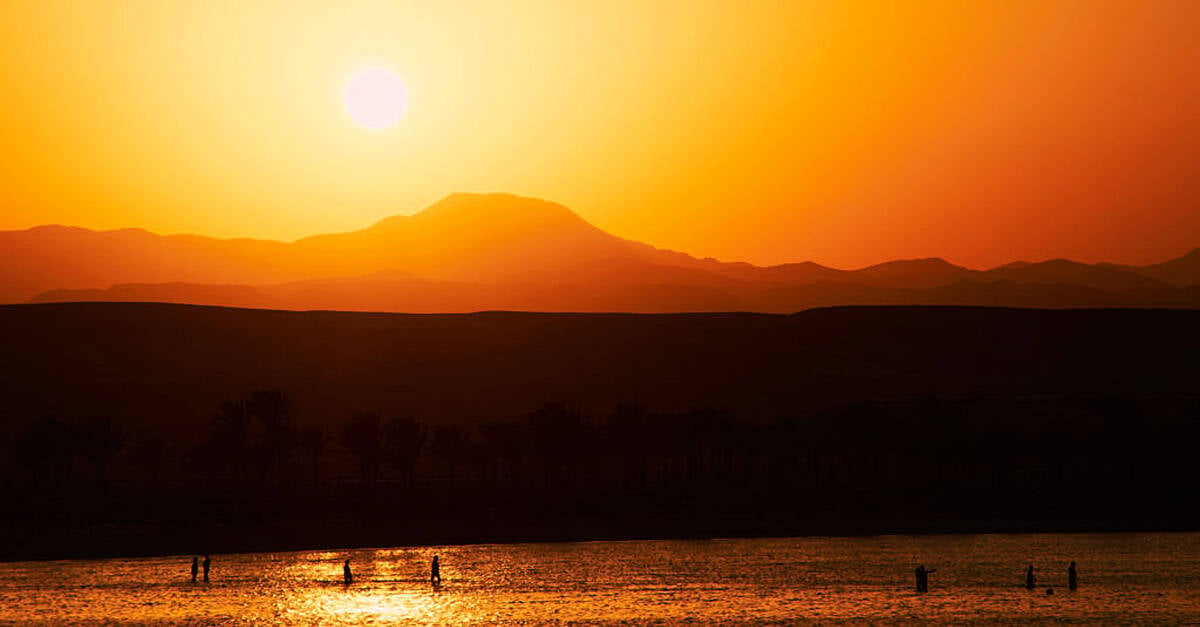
[4,192,1198,312]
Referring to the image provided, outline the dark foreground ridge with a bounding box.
[1,302,1198,561]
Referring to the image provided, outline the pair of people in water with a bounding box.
[189,555,211,583]
[1026,562,1079,591]
[340,555,441,586]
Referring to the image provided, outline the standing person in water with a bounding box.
[1025,564,1036,589]
[1068,561,1078,590]
[203,555,211,583]
[915,565,937,592]
[343,558,353,585]
[191,556,199,583]
[431,555,441,585]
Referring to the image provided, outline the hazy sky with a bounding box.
[1,1,1196,268]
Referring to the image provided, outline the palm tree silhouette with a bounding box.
[467,438,493,483]
[478,421,525,486]
[340,412,384,485]
[606,403,647,487]
[385,417,427,484]
[128,437,168,487]
[13,416,74,486]
[431,425,469,481]
[297,427,332,484]
[247,389,294,484]
[77,416,125,487]
[210,399,250,482]
[527,403,584,486]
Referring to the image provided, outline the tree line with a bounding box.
[6,389,1199,498]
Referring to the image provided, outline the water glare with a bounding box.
[3,533,1199,624]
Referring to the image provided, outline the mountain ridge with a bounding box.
[4,192,1199,311]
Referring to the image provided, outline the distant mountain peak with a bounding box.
[25,224,96,235]
[366,213,412,230]
[861,257,960,270]
[358,193,591,241]
[411,192,586,226]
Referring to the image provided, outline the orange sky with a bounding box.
[0,1,1197,269]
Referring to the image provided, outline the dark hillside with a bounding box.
[0,303,1195,431]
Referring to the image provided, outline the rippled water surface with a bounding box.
[2,533,1199,624]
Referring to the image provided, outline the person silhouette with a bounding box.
[191,556,199,583]
[203,554,211,583]
[1068,561,1078,590]
[1025,564,1035,589]
[343,558,353,585]
[431,555,441,585]
[915,565,936,592]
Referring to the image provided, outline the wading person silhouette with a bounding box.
[1025,564,1035,589]
[915,565,936,592]
[203,554,211,582]
[431,555,441,585]
[1068,561,1078,590]
[343,558,353,585]
[191,556,199,583]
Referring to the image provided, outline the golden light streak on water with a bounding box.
[3,534,1200,624]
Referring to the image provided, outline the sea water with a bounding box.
[2,533,1198,624]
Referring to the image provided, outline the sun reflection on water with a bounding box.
[2,534,1200,624]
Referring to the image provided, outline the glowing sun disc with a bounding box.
[343,66,408,130]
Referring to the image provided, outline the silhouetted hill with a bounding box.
[1,303,1196,433]
[5,193,1199,311]
[0,225,301,303]
[983,259,1177,294]
[4,193,728,305]
[31,272,1200,312]
[849,258,975,288]
[1103,247,1200,287]
[289,193,671,282]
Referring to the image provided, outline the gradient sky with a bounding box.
[1,1,1197,269]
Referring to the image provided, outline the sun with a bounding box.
[343,66,408,130]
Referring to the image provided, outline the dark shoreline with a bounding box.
[7,513,1199,563]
